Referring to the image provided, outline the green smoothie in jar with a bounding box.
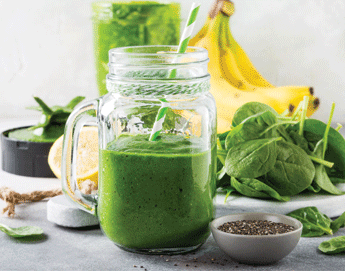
[98,134,216,250]
[92,1,180,96]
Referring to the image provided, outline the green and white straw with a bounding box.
[149,2,201,141]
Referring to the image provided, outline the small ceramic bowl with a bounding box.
[211,212,303,265]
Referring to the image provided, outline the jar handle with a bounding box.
[61,99,99,215]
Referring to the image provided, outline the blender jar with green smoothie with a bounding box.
[92,1,180,96]
[61,45,217,254]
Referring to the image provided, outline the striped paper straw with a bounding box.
[149,2,201,141]
[149,98,169,141]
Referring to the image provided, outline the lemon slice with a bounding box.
[48,126,98,188]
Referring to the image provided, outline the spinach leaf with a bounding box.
[307,182,321,193]
[28,96,85,131]
[264,141,315,196]
[312,139,344,195]
[287,207,333,237]
[218,130,231,149]
[222,186,237,202]
[319,236,345,255]
[225,137,281,179]
[216,166,230,188]
[66,96,86,109]
[330,177,345,184]
[225,111,277,150]
[231,177,290,201]
[331,212,345,233]
[231,102,278,127]
[292,119,345,178]
[288,130,311,154]
[0,223,44,238]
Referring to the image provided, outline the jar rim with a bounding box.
[108,45,208,65]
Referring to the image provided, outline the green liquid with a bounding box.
[92,1,180,96]
[98,134,216,250]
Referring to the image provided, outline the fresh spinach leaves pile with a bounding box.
[217,98,345,201]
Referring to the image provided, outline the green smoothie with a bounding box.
[92,1,180,96]
[98,134,216,250]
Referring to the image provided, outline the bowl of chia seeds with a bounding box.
[210,212,303,265]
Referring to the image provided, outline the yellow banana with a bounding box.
[188,0,320,133]
[254,86,312,114]
[209,76,277,133]
[189,17,210,46]
[193,11,257,90]
[221,1,275,88]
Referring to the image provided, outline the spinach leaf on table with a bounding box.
[231,177,290,201]
[287,207,333,237]
[264,141,315,196]
[225,137,281,179]
[331,212,345,233]
[0,223,43,238]
[319,236,345,255]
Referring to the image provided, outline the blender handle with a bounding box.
[61,99,99,215]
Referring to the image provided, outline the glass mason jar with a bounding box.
[62,45,217,255]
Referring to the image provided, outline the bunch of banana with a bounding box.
[189,0,319,133]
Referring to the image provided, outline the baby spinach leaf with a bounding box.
[231,102,278,127]
[287,207,333,237]
[292,119,345,178]
[319,236,345,254]
[330,177,345,184]
[66,96,86,109]
[28,96,85,131]
[225,111,278,150]
[288,130,311,154]
[225,137,281,179]
[231,177,290,201]
[32,97,53,115]
[307,182,321,193]
[264,141,315,196]
[331,212,345,233]
[314,165,344,195]
[0,223,44,238]
[218,130,231,149]
[222,186,237,202]
[312,140,344,195]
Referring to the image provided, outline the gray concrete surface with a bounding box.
[1,201,345,271]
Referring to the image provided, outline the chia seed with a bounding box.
[217,220,295,235]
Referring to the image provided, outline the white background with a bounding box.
[0,0,344,123]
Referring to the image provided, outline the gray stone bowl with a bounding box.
[210,212,303,265]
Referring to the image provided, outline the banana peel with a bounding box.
[189,0,319,133]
